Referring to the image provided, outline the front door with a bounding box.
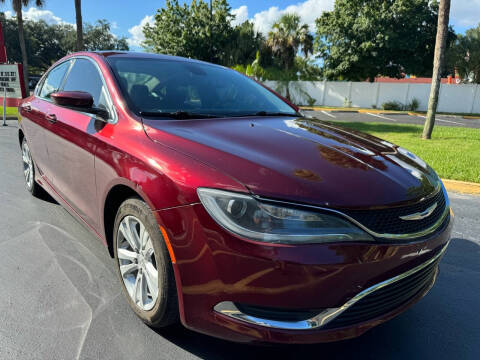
[45,58,114,231]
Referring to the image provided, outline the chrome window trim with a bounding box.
[35,55,118,124]
[253,185,450,241]
[214,241,449,330]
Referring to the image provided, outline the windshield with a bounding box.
[107,57,297,118]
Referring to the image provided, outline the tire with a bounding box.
[113,198,179,328]
[21,138,41,197]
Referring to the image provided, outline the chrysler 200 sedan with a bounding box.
[18,51,452,344]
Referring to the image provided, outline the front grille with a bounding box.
[324,257,439,329]
[344,189,447,235]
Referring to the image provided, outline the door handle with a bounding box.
[45,113,57,124]
[22,103,32,112]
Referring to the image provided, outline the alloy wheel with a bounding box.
[22,141,34,189]
[117,215,159,311]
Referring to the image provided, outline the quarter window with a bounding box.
[39,61,71,99]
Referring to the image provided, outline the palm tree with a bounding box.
[0,0,44,96]
[423,0,451,139]
[266,14,314,101]
[266,14,314,71]
[74,0,83,51]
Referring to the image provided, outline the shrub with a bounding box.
[382,101,403,111]
[306,96,316,107]
[408,98,420,112]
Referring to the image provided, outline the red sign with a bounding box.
[0,22,7,63]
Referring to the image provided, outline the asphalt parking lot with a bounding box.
[1,120,479,359]
[305,110,480,128]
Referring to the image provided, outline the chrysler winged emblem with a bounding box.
[399,203,438,221]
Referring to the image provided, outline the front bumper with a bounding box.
[156,204,453,344]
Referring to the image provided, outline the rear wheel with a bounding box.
[21,138,41,196]
[113,198,179,327]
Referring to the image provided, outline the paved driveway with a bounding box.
[305,110,480,129]
[0,121,479,359]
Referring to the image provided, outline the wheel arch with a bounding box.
[103,182,150,257]
[18,128,25,148]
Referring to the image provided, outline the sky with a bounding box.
[1,0,479,51]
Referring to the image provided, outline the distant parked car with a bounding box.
[28,75,41,90]
[18,51,452,344]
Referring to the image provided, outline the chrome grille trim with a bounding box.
[213,241,449,330]
[253,185,451,241]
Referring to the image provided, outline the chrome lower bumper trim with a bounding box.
[214,241,449,330]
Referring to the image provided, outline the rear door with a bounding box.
[45,57,116,230]
[20,60,72,179]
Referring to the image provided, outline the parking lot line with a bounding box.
[321,110,336,118]
[366,112,397,122]
[416,114,464,125]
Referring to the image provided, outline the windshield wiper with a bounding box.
[139,111,220,119]
[254,111,301,117]
[230,111,300,118]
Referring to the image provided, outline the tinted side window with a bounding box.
[62,59,108,108]
[39,61,71,99]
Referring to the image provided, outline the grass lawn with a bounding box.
[0,106,19,116]
[339,122,480,183]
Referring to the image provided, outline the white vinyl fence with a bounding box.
[264,81,480,114]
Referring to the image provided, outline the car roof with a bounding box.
[90,51,216,66]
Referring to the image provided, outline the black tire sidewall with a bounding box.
[113,198,178,327]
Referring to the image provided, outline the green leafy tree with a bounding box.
[447,23,480,83]
[0,0,45,95]
[224,20,264,67]
[266,13,314,71]
[143,0,237,65]
[1,14,127,74]
[316,0,455,81]
[83,20,129,51]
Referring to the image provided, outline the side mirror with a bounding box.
[51,91,110,121]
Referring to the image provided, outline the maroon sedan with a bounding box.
[18,51,452,344]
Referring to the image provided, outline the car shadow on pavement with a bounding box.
[35,185,58,204]
[154,237,480,360]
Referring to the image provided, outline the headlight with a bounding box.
[197,188,373,244]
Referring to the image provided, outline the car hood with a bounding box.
[142,116,440,209]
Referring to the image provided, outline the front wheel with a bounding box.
[21,138,41,196]
[113,198,179,328]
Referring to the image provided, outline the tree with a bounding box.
[423,0,451,140]
[74,0,83,51]
[143,0,239,65]
[315,0,454,81]
[83,20,129,51]
[0,0,45,96]
[224,20,264,67]
[1,14,128,74]
[266,14,313,71]
[447,23,480,83]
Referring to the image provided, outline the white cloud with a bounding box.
[5,7,72,25]
[450,0,480,28]
[232,5,249,26]
[251,0,334,35]
[127,15,154,48]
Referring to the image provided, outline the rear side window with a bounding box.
[39,61,71,99]
[62,58,108,108]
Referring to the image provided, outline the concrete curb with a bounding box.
[442,179,480,195]
[300,106,480,119]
